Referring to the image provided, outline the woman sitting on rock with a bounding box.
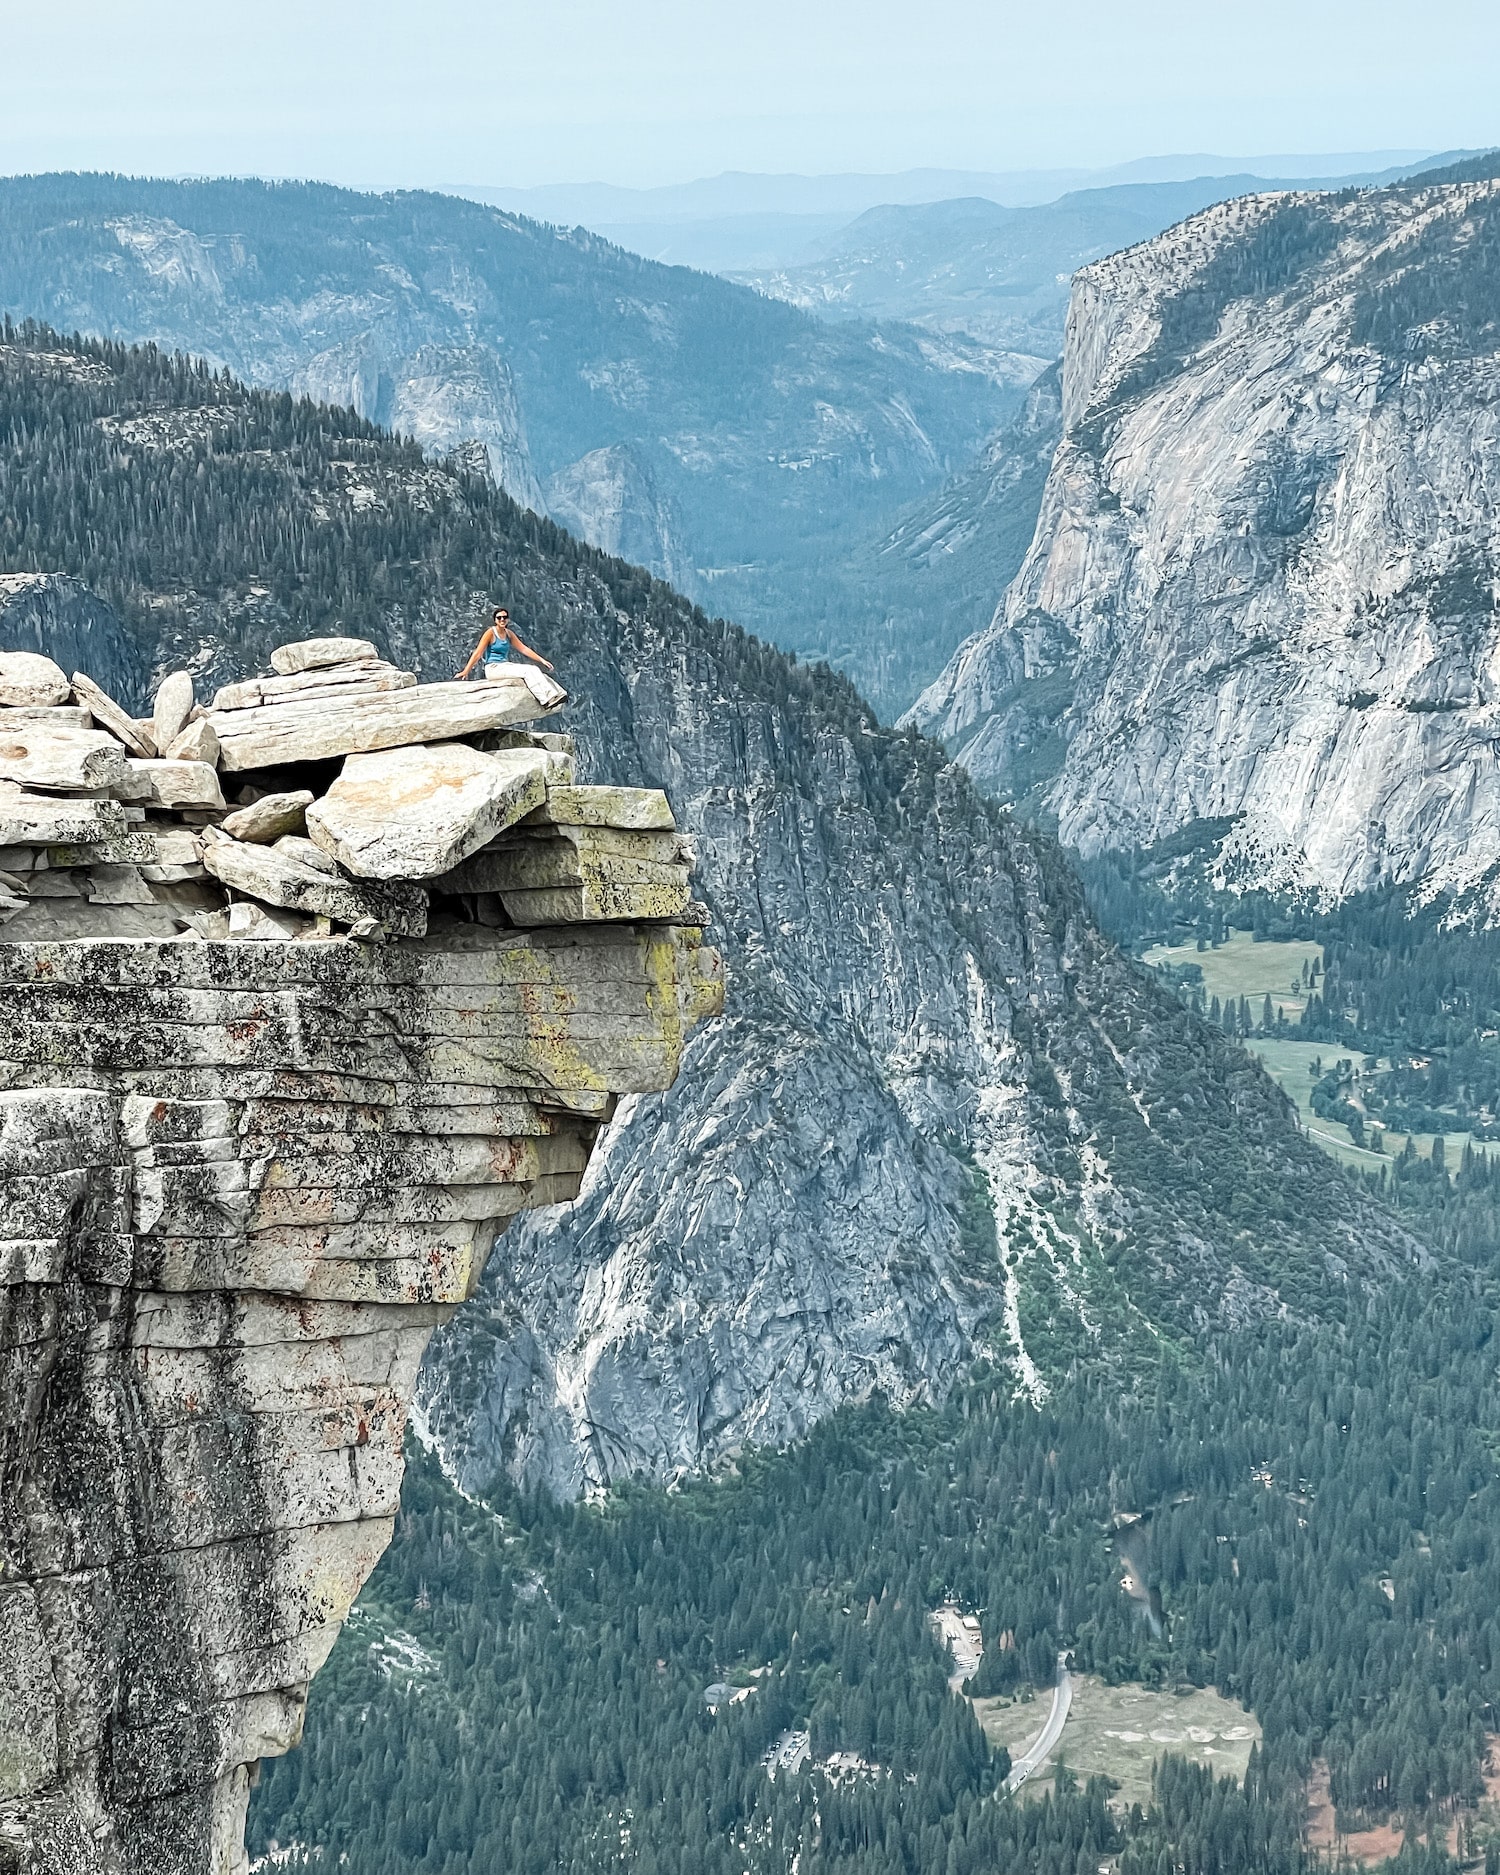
[457,607,556,680]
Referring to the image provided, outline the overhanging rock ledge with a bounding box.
[0,641,724,1875]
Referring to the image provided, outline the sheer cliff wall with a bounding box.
[0,925,722,1875]
[909,167,1500,899]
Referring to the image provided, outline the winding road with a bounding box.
[1005,1654,1073,1791]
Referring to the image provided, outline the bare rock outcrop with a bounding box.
[0,641,723,1875]
[908,164,1500,900]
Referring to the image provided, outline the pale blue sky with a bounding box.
[2,0,1495,189]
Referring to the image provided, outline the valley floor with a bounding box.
[1144,931,1500,1173]
[973,1676,1260,1812]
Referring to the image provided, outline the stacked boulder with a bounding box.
[0,635,697,944]
[0,632,722,1875]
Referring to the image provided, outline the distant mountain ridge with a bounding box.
[731,158,1470,352]
[457,150,1449,224]
[455,152,1461,286]
[0,171,1026,708]
[909,153,1500,903]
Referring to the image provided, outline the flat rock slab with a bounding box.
[521,784,675,830]
[500,877,692,924]
[0,723,130,792]
[0,653,71,709]
[202,834,428,936]
[0,794,130,846]
[113,760,225,809]
[212,662,413,712]
[307,744,550,881]
[440,828,684,894]
[70,672,155,757]
[0,706,93,727]
[221,791,313,844]
[208,672,567,772]
[270,636,379,676]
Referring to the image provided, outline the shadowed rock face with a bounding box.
[0,578,145,714]
[544,444,692,593]
[0,930,720,1873]
[908,166,1500,900]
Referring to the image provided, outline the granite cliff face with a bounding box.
[0,637,722,1875]
[544,444,691,593]
[0,325,1415,1517]
[910,157,1500,899]
[419,592,1421,1501]
[827,366,1063,709]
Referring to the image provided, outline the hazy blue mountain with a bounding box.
[582,211,857,274]
[455,154,1457,279]
[457,151,1446,226]
[0,172,1030,707]
[732,158,1471,351]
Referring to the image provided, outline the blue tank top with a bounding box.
[485,630,513,665]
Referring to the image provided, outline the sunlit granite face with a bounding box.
[0,921,722,1875]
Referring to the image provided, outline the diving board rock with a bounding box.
[207,671,566,772]
[0,723,129,793]
[306,744,550,881]
[0,651,70,710]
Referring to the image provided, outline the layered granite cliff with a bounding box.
[910,156,1500,899]
[0,640,722,1875]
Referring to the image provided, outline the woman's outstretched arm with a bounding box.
[506,629,555,672]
